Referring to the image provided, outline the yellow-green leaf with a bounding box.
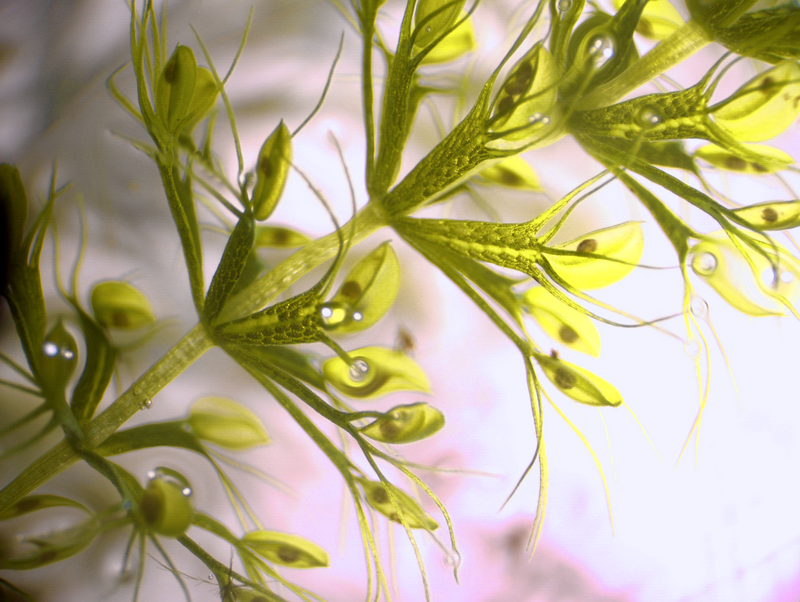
[321,242,401,334]
[39,321,78,393]
[732,201,800,231]
[356,478,438,530]
[252,121,292,222]
[534,351,622,407]
[90,281,156,329]
[181,66,219,133]
[155,45,198,134]
[254,225,311,248]
[419,14,476,64]
[694,143,794,174]
[139,468,194,538]
[522,286,601,356]
[359,402,445,444]
[188,396,269,451]
[545,222,644,290]
[242,530,329,568]
[0,495,91,522]
[414,0,467,49]
[689,231,800,316]
[475,155,542,190]
[488,44,562,149]
[615,0,684,40]
[711,61,800,143]
[322,347,431,399]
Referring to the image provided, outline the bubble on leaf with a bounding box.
[133,387,142,396]
[636,105,663,129]
[147,470,157,481]
[349,358,370,382]
[529,112,542,123]
[140,398,152,410]
[352,311,364,322]
[208,574,214,581]
[181,487,192,497]
[691,252,718,276]
[319,301,351,328]
[425,25,432,33]
[42,342,59,357]
[587,33,615,68]
[683,339,701,358]
[557,0,571,12]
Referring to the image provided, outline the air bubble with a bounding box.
[557,0,571,12]
[425,25,432,33]
[587,34,616,68]
[181,487,192,497]
[42,342,59,357]
[181,423,192,432]
[132,386,142,396]
[691,252,717,276]
[528,112,542,124]
[147,470,157,481]
[689,297,709,319]
[444,550,461,567]
[636,105,663,129]
[62,349,74,360]
[319,301,350,328]
[352,311,363,322]
[683,339,701,358]
[208,574,215,581]
[349,358,370,382]
[140,398,152,410]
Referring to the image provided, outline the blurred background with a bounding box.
[2,1,800,601]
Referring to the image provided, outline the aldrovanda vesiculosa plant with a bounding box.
[1,0,800,600]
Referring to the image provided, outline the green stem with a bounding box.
[218,201,387,322]
[576,19,713,111]
[0,323,213,512]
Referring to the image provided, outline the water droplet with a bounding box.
[557,0,571,12]
[319,301,350,328]
[683,339,701,358]
[208,574,215,581]
[181,487,192,497]
[147,470,157,481]
[587,34,616,68]
[444,550,461,567]
[690,296,709,319]
[42,342,59,357]
[349,358,370,382]
[691,252,718,276]
[352,311,363,322]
